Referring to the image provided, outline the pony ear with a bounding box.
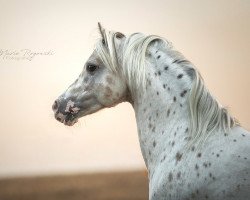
[98,22,105,40]
[115,32,125,39]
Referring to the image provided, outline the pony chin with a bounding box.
[63,118,78,126]
[73,104,105,121]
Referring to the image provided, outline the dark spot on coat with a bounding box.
[195,164,199,170]
[242,134,245,137]
[176,152,183,163]
[157,91,159,95]
[168,172,173,182]
[203,162,208,168]
[216,154,220,157]
[177,74,183,79]
[148,123,152,129]
[191,146,195,151]
[233,139,237,142]
[164,66,169,70]
[105,86,113,97]
[167,109,170,117]
[147,79,151,86]
[173,96,176,102]
[153,140,156,147]
[236,184,241,191]
[157,55,161,59]
[152,126,155,132]
[106,76,113,84]
[160,155,166,163]
[185,128,189,133]
[184,136,191,141]
[158,71,161,75]
[197,153,202,158]
[177,172,181,179]
[180,90,187,97]
[163,84,166,89]
[171,141,175,147]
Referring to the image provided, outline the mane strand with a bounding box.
[187,69,239,148]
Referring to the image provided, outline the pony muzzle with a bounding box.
[52,99,80,126]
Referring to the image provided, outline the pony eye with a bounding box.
[102,39,105,45]
[86,64,98,73]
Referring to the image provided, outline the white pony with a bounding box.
[52,23,250,200]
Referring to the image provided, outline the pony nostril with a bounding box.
[56,117,62,122]
[52,100,58,111]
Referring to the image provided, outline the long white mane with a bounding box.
[95,26,239,147]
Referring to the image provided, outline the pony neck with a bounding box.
[130,43,193,173]
[133,84,191,172]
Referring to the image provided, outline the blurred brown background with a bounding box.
[0,0,249,199]
[0,171,148,200]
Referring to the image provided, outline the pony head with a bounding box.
[52,23,128,126]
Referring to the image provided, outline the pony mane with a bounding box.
[95,27,239,146]
[187,69,239,148]
[95,28,170,95]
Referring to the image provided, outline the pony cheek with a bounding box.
[95,88,120,107]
